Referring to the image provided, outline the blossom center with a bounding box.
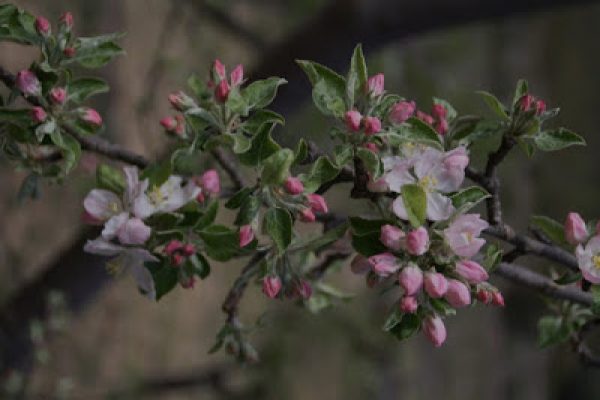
[106,258,124,275]
[149,186,166,206]
[110,202,120,213]
[419,175,438,192]
[593,254,600,270]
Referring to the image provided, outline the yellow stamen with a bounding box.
[593,255,600,270]
[419,175,438,192]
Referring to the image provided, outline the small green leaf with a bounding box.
[96,164,125,194]
[67,78,109,103]
[238,122,280,166]
[476,91,509,120]
[242,77,287,110]
[389,118,443,150]
[390,314,421,341]
[297,60,346,117]
[67,33,125,69]
[356,147,383,180]
[512,79,529,107]
[261,148,294,186]
[234,195,261,226]
[293,139,308,166]
[243,109,285,134]
[450,186,490,210]
[401,184,427,228]
[295,222,348,252]
[264,207,293,252]
[530,215,568,246]
[350,217,387,236]
[299,156,341,193]
[346,43,368,107]
[0,108,31,125]
[225,187,254,209]
[199,225,240,262]
[148,262,179,301]
[537,316,570,348]
[189,253,211,279]
[382,310,403,332]
[534,128,586,152]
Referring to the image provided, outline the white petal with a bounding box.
[392,196,409,220]
[117,218,152,245]
[133,194,157,219]
[102,212,129,240]
[414,147,443,180]
[385,162,415,193]
[83,238,124,256]
[124,252,157,300]
[123,166,141,207]
[83,189,122,220]
[426,192,455,221]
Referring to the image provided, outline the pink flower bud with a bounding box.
[435,118,449,135]
[424,272,448,298]
[168,91,194,111]
[380,224,405,251]
[368,252,399,277]
[196,192,205,203]
[406,227,429,256]
[284,177,304,195]
[160,116,177,132]
[519,94,534,112]
[294,280,313,299]
[50,87,67,105]
[565,212,588,245]
[180,276,196,288]
[81,210,103,225]
[215,79,230,103]
[398,264,423,295]
[350,255,371,275]
[299,208,316,223]
[389,101,416,124]
[239,225,255,247]
[59,12,74,30]
[213,59,226,80]
[201,169,221,196]
[422,315,447,347]
[416,110,434,125]
[165,240,184,255]
[476,289,492,304]
[363,116,382,135]
[455,260,489,284]
[230,64,244,87]
[444,279,471,308]
[307,194,328,214]
[535,99,546,115]
[399,296,418,313]
[35,16,51,36]
[63,47,76,58]
[182,244,196,256]
[81,108,102,127]
[367,73,384,96]
[31,106,47,123]
[363,142,379,152]
[16,70,40,96]
[262,275,282,298]
[345,110,362,132]
[491,291,505,307]
[431,104,447,120]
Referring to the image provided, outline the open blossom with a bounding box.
[406,227,429,256]
[263,275,282,298]
[576,236,600,284]
[399,264,423,295]
[380,224,405,251]
[389,101,416,124]
[16,70,40,96]
[424,272,448,298]
[387,147,469,222]
[565,212,588,245]
[445,279,471,308]
[367,73,384,96]
[455,260,488,283]
[239,225,255,247]
[368,253,400,277]
[443,213,488,258]
[133,175,201,219]
[423,315,447,347]
[84,238,157,299]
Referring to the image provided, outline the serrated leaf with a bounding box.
[242,77,286,110]
[261,148,294,186]
[299,155,341,193]
[356,147,383,180]
[450,186,490,210]
[401,184,427,228]
[264,207,292,252]
[346,43,368,107]
[534,128,586,152]
[530,215,568,246]
[67,78,109,103]
[476,91,509,120]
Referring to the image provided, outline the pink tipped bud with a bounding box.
[367,73,384,96]
[389,101,416,124]
[424,272,448,298]
[399,296,418,313]
[262,275,282,299]
[565,212,588,245]
[350,255,371,275]
[213,59,226,80]
[444,279,471,308]
[345,110,362,132]
[476,289,492,304]
[50,87,67,105]
[535,99,546,115]
[230,64,244,87]
[182,244,196,256]
[491,291,505,307]
[16,70,41,96]
[215,79,230,103]
[423,315,447,347]
[165,240,183,255]
[455,260,489,284]
[431,104,447,120]
[435,118,449,136]
[196,192,206,203]
[59,12,74,30]
[406,227,429,256]
[416,110,434,125]
[380,224,405,251]
[63,47,76,58]
[180,276,196,289]
[363,142,379,152]
[307,194,328,214]
[168,91,195,111]
[31,106,47,123]
[519,94,534,112]
[160,116,177,132]
[284,177,304,195]
[363,116,382,135]
[299,208,316,223]
[398,264,423,295]
[81,108,102,127]
[368,252,399,277]
[239,225,255,247]
[201,169,221,196]
[35,16,51,36]
[294,280,313,300]
[172,253,185,267]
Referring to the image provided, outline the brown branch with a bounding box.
[210,147,250,190]
[483,134,516,225]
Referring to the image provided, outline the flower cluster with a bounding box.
[567,212,600,284]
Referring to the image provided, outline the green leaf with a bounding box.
[68,33,125,68]
[390,314,421,341]
[225,187,254,209]
[149,262,179,301]
[243,109,285,134]
[537,316,570,348]
[67,78,109,103]
[450,186,490,210]
[432,97,457,121]
[350,218,388,257]
[264,208,293,252]
[141,159,172,188]
[299,156,341,193]
[17,173,40,203]
[346,44,368,107]
[226,133,252,154]
[195,200,219,229]
[512,79,529,107]
[533,128,586,152]
[349,217,387,236]
[530,215,568,246]
[356,147,383,180]
[0,7,39,45]
[238,122,280,166]
[295,222,348,252]
[242,77,287,110]
[293,138,308,166]
[297,60,346,117]
[401,184,427,228]
[186,107,219,128]
[382,310,403,332]
[483,244,503,272]
[49,128,81,174]
[451,119,504,145]
[517,137,536,158]
[261,148,294,186]
[234,195,261,226]
[199,225,240,262]
[389,118,443,150]
[96,164,125,193]
[476,91,509,120]
[0,108,31,125]
[189,253,211,279]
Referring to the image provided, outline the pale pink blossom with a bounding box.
[444,279,471,308]
[299,208,316,222]
[565,212,588,245]
[416,110,434,125]
[368,253,400,277]
[431,104,447,120]
[422,315,447,347]
[31,107,47,123]
[380,224,405,251]
[200,169,221,196]
[59,12,74,30]
[81,108,102,127]
[168,91,195,111]
[35,16,51,36]
[443,213,488,258]
[50,87,67,105]
[389,101,416,124]
[406,227,429,256]
[424,272,448,298]
[398,264,423,295]
[455,260,489,284]
[575,236,600,284]
[213,59,226,80]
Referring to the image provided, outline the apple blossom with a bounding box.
[367,73,384,96]
[565,212,588,245]
[398,264,423,295]
[59,12,74,30]
[81,108,103,127]
[416,110,434,125]
[31,106,47,123]
[35,16,50,36]
[63,47,76,58]
[16,70,40,96]
[575,236,600,284]
[445,279,471,308]
[455,260,489,284]
[431,104,447,120]
[299,208,316,222]
[363,116,382,135]
[424,272,448,298]
[307,194,328,214]
[476,289,492,304]
[230,64,244,86]
[215,79,230,103]
[380,224,405,251]
[389,101,416,124]
[263,275,282,299]
[50,87,67,105]
[422,315,447,347]
[491,291,505,307]
[350,255,371,275]
[294,280,313,299]
[345,110,362,132]
[239,225,255,247]
[284,177,304,195]
[213,59,226,80]
[406,227,429,256]
[368,253,400,277]
[200,169,221,196]
[443,213,488,258]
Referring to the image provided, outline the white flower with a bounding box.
[576,236,600,284]
[133,175,201,219]
[84,238,158,299]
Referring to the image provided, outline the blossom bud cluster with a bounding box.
[567,212,600,284]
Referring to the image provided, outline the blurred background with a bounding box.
[2,0,600,398]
